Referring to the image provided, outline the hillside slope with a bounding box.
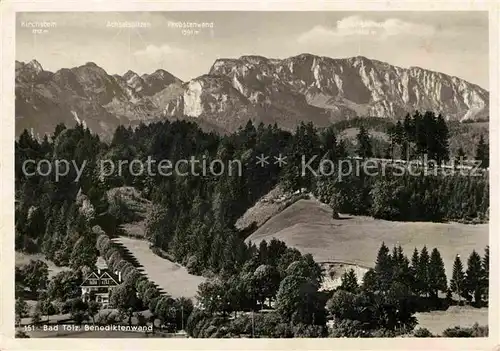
[245,198,488,278]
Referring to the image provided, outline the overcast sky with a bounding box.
[16,11,489,89]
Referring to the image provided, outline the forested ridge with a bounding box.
[15,111,489,337]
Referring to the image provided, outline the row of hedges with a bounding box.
[94,226,161,307]
[94,226,194,329]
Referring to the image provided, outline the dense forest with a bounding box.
[15,111,489,263]
[14,111,489,337]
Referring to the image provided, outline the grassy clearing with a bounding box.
[415,306,488,336]
[113,236,205,300]
[246,199,488,278]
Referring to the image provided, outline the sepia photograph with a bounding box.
[3,4,497,347]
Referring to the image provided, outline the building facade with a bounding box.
[80,268,122,308]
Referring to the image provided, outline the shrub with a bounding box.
[413,327,434,337]
[471,323,488,337]
[193,318,208,338]
[215,326,230,338]
[124,269,141,286]
[228,314,252,335]
[115,260,129,273]
[329,319,369,337]
[186,255,200,275]
[31,310,42,325]
[186,309,209,337]
[121,265,136,281]
[442,326,474,337]
[370,328,397,337]
[15,330,30,338]
[136,278,149,297]
[292,323,327,337]
[96,311,121,325]
[143,286,160,306]
[203,325,218,338]
[274,323,294,338]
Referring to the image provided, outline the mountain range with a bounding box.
[15,54,489,139]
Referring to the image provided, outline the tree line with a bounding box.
[14,117,488,288]
[326,243,489,337]
[386,111,450,163]
[15,114,488,261]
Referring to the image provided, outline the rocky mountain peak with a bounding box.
[16,54,489,140]
[151,69,169,78]
[239,55,270,65]
[123,70,140,81]
[27,59,44,73]
[202,54,489,123]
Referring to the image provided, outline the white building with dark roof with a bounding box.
[80,266,122,308]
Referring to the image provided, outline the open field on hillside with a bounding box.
[15,252,69,279]
[245,199,488,278]
[236,186,305,231]
[112,237,205,300]
[415,306,489,336]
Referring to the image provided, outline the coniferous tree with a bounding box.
[356,126,373,159]
[416,246,430,297]
[338,139,348,158]
[281,122,321,191]
[435,114,450,164]
[450,255,466,304]
[320,126,338,161]
[414,111,427,161]
[410,248,420,295]
[475,134,489,169]
[393,245,411,287]
[374,242,392,291]
[428,248,447,299]
[482,246,489,301]
[403,113,414,143]
[464,250,484,304]
[340,269,359,293]
[422,111,437,161]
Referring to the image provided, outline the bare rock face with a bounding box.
[15,61,183,139]
[163,54,488,133]
[16,54,488,139]
[220,55,485,117]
